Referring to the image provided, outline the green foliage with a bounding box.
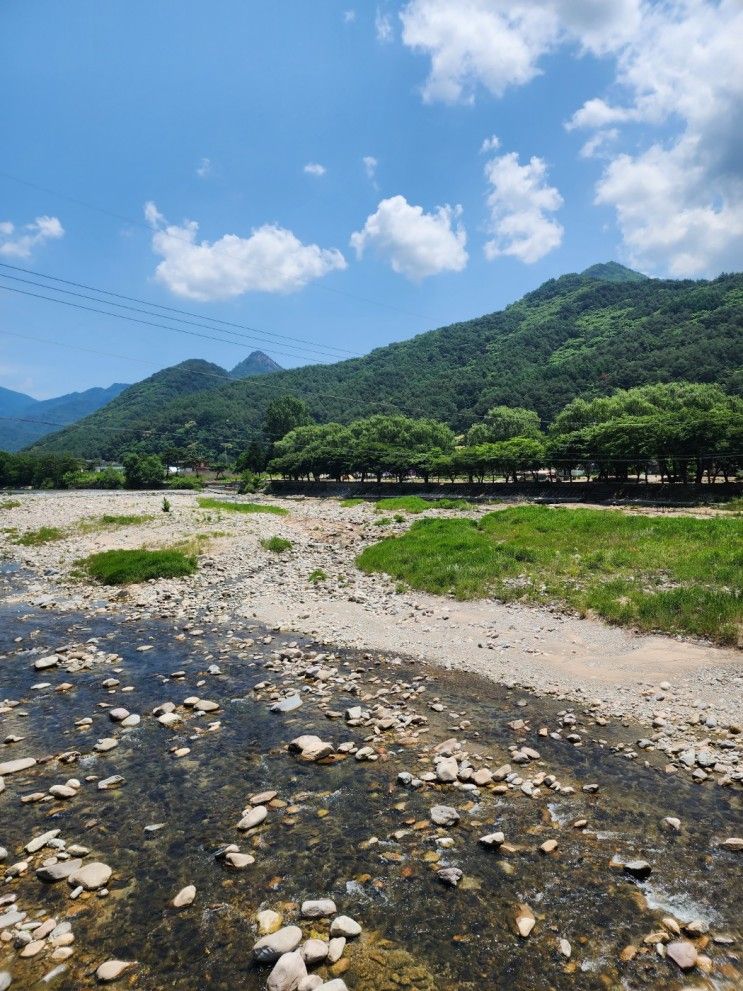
[162,497,171,513]
[62,467,126,489]
[260,536,293,553]
[237,469,265,494]
[0,499,21,509]
[308,568,327,583]
[375,496,473,513]
[0,451,82,488]
[123,452,165,489]
[29,267,743,460]
[466,406,542,445]
[197,497,288,515]
[357,506,743,644]
[165,474,203,490]
[264,395,312,439]
[374,517,394,526]
[81,547,198,584]
[14,526,65,546]
[235,440,269,473]
[339,497,366,507]
[96,514,151,527]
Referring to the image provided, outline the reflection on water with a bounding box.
[0,572,740,991]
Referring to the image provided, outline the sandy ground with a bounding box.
[2,489,741,766]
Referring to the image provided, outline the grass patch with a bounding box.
[308,568,327,584]
[197,498,288,516]
[374,516,394,527]
[374,496,474,514]
[719,496,743,514]
[14,526,65,546]
[260,536,293,553]
[81,548,198,585]
[357,505,743,646]
[0,499,21,509]
[77,514,154,535]
[340,498,366,507]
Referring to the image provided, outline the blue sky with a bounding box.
[1,0,740,398]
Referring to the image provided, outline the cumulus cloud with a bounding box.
[399,0,640,104]
[362,155,378,180]
[375,7,394,42]
[483,148,563,263]
[0,215,64,259]
[195,157,212,179]
[145,202,347,301]
[303,162,327,177]
[343,9,356,23]
[350,195,468,280]
[480,134,500,154]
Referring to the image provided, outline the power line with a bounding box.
[0,168,431,322]
[0,273,350,364]
[0,260,357,358]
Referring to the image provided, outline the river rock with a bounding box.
[108,708,129,722]
[327,937,345,963]
[298,978,323,991]
[194,699,220,712]
[316,983,349,991]
[479,832,505,848]
[0,757,36,776]
[666,940,698,970]
[254,926,303,962]
[172,884,196,908]
[301,899,336,918]
[437,867,463,887]
[0,971,10,990]
[288,736,333,762]
[36,859,83,883]
[272,695,302,713]
[623,859,652,879]
[225,851,254,869]
[330,916,361,938]
[268,950,306,991]
[721,837,743,852]
[69,862,112,890]
[26,828,61,853]
[516,904,535,938]
[257,910,283,935]
[96,959,135,983]
[301,939,328,965]
[238,805,268,830]
[94,739,118,753]
[430,805,460,826]
[436,757,458,783]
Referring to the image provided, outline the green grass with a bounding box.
[81,548,198,585]
[260,536,293,553]
[14,526,65,546]
[374,516,394,527]
[374,496,475,514]
[308,568,327,584]
[340,498,366,507]
[0,499,21,510]
[719,496,743,514]
[197,498,288,516]
[357,505,743,646]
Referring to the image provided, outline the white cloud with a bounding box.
[343,9,356,23]
[145,202,347,301]
[303,162,327,177]
[375,7,394,43]
[350,195,468,280]
[480,134,500,154]
[0,215,64,259]
[483,149,563,263]
[195,157,212,179]
[362,155,378,180]
[579,128,619,160]
[399,0,640,104]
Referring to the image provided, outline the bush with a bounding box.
[238,470,265,494]
[165,475,203,490]
[123,453,165,489]
[260,536,293,553]
[81,548,198,584]
[308,568,327,583]
[63,468,125,489]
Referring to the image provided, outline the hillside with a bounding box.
[0,382,129,451]
[30,264,743,460]
[230,350,283,378]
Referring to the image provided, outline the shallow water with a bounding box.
[0,568,741,991]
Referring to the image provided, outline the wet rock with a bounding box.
[515,904,535,938]
[666,940,698,970]
[330,916,361,938]
[34,655,59,670]
[69,862,112,890]
[436,867,463,887]
[108,708,129,722]
[94,739,118,753]
[194,699,220,713]
[301,899,337,918]
[436,757,458,783]
[26,829,61,854]
[0,972,10,991]
[172,884,196,908]
[326,937,346,963]
[36,859,83,883]
[272,696,303,714]
[288,736,333,762]
[301,939,329,965]
[96,960,135,983]
[268,950,307,991]
[257,910,283,936]
[623,860,652,879]
[721,837,743,852]
[225,852,254,869]
[663,817,681,832]
[316,982,348,991]
[540,839,558,854]
[558,938,571,958]
[430,805,460,827]
[238,805,268,830]
[479,832,505,848]
[0,757,36,776]
[254,926,303,963]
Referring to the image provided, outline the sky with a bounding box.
[1,0,741,399]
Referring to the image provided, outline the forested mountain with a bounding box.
[230,351,283,378]
[29,264,743,460]
[0,382,128,451]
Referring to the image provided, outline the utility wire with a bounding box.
[0,260,357,358]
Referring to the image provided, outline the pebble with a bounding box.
[172,885,196,908]
[666,940,698,970]
[0,757,36,776]
[254,926,303,962]
[330,916,361,939]
[96,960,135,983]
[238,805,268,830]
[267,950,306,991]
[301,899,337,918]
[430,805,460,827]
[301,939,329,965]
[516,904,535,938]
[256,910,283,935]
[69,862,112,890]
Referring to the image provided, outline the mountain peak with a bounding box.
[231,351,283,379]
[581,261,648,284]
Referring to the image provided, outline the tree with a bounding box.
[123,453,165,489]
[467,406,542,445]
[235,440,269,474]
[264,395,312,440]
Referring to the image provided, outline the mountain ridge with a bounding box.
[27,264,743,460]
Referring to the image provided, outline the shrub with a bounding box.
[162,497,171,513]
[166,475,203,490]
[260,536,293,553]
[81,548,198,584]
[308,568,327,583]
[238,470,266,494]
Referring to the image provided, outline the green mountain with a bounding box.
[29,265,743,460]
[230,350,283,378]
[0,382,129,452]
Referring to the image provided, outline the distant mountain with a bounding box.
[29,264,743,460]
[0,382,129,451]
[231,351,283,378]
